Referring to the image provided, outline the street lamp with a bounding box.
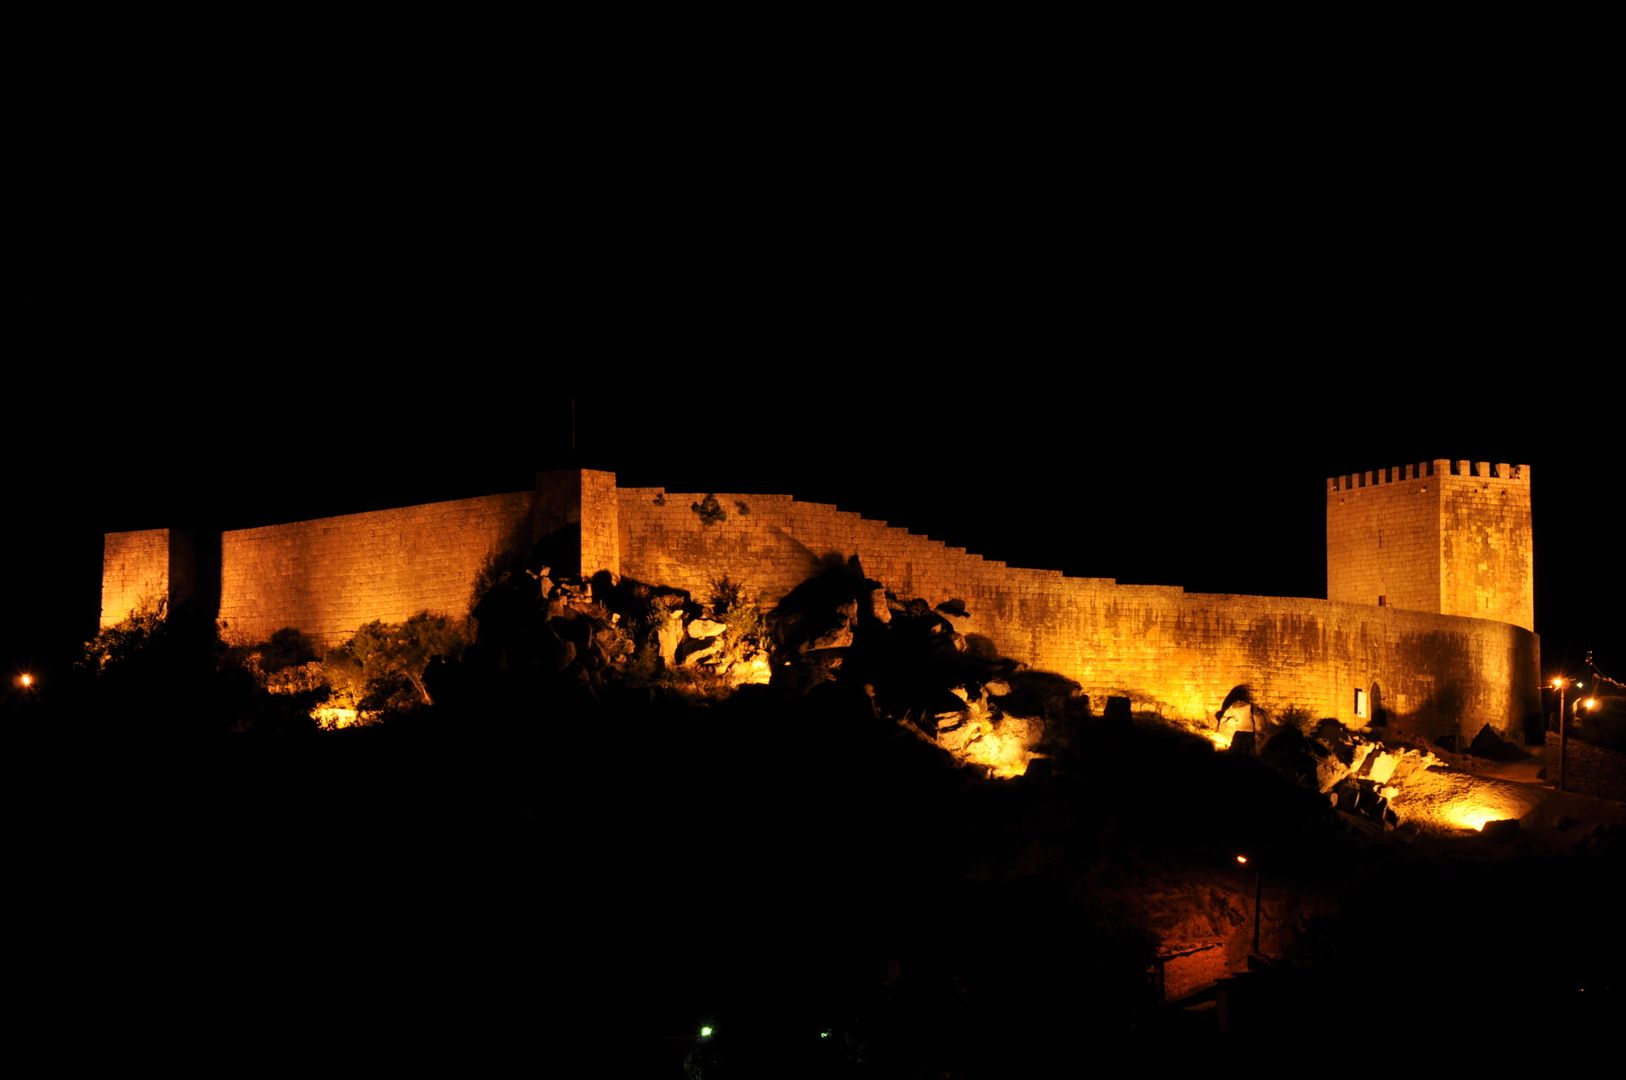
[1551,677,1584,792]
[1237,854,1262,960]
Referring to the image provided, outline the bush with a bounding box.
[691,493,727,526]
[322,612,469,715]
[260,628,321,673]
[709,576,766,648]
[80,600,313,735]
[82,598,169,674]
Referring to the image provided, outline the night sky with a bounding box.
[3,369,1618,703]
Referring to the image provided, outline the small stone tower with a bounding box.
[1326,460,1533,632]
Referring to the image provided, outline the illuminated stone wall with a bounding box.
[1327,459,1533,632]
[101,471,614,649]
[214,492,537,646]
[580,469,620,579]
[1439,462,1533,631]
[613,488,1051,610]
[1545,731,1626,802]
[1013,586,1538,742]
[1327,463,1441,616]
[100,528,170,627]
[101,467,1541,738]
[618,485,1540,740]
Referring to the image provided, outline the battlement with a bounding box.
[626,486,1117,585]
[1328,460,1529,493]
[1327,456,1533,633]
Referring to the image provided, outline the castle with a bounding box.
[100,460,1540,739]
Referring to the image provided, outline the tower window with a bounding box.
[1354,688,1368,718]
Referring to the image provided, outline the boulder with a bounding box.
[656,613,685,666]
[731,652,772,686]
[1260,725,1323,788]
[680,637,726,667]
[1313,719,1359,765]
[803,624,855,652]
[934,711,971,746]
[1359,748,1400,785]
[687,618,728,640]
[1469,724,1526,762]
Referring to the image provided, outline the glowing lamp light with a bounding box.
[820,1030,832,1040]
[19,674,33,688]
[1235,854,1249,865]
[1584,698,1598,710]
[699,1025,714,1040]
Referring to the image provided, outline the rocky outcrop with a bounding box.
[767,560,1072,777]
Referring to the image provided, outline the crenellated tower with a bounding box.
[1327,459,1533,632]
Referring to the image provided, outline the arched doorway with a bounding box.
[1370,681,1388,727]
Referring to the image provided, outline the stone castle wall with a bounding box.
[618,485,1539,740]
[103,496,536,646]
[1439,464,1533,632]
[100,528,170,625]
[1326,462,1442,617]
[101,467,1542,739]
[216,492,537,646]
[1545,731,1626,803]
[1327,459,1533,632]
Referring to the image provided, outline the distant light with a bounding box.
[699,1025,714,1039]
[1552,678,1564,688]
[820,1030,831,1039]
[1235,854,1248,865]
[1584,698,1598,710]
[19,674,33,688]
[1576,682,1585,689]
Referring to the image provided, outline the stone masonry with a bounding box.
[1327,460,1532,632]
[102,463,1542,740]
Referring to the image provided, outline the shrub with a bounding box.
[82,597,169,673]
[323,612,469,714]
[691,493,727,526]
[80,599,310,734]
[259,628,321,673]
[709,576,766,647]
